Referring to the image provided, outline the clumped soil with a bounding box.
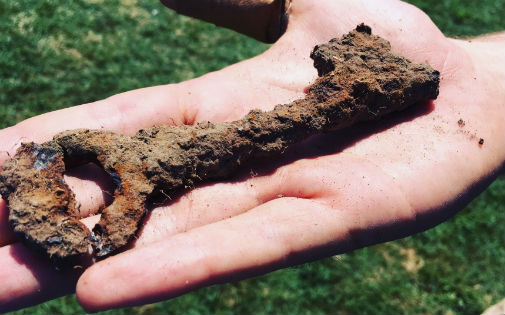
[0,24,440,263]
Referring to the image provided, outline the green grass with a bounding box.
[1,0,504,314]
[408,0,504,37]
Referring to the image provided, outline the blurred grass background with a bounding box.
[1,0,504,314]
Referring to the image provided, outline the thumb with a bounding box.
[160,0,291,43]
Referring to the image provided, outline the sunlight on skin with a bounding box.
[0,0,504,312]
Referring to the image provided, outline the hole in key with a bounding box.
[63,162,115,218]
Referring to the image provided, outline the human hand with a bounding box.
[159,0,290,42]
[1,0,504,312]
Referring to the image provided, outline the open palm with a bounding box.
[1,0,503,312]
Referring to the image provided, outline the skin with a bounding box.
[0,0,503,312]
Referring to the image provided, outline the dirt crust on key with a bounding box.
[0,24,440,263]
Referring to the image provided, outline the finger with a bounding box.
[0,84,186,159]
[160,0,291,43]
[0,215,99,313]
[0,243,80,313]
[76,176,416,312]
[76,199,341,311]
